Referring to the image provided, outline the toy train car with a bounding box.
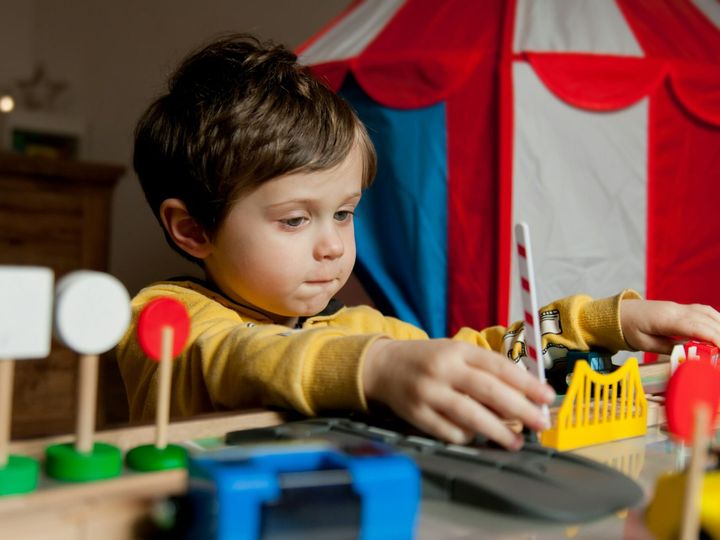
[157,440,420,540]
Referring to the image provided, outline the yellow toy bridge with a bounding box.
[541,357,648,451]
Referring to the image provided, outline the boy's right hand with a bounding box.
[362,338,555,450]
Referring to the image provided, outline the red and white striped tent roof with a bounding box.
[299,0,720,340]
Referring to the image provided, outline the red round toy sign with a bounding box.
[136,297,190,361]
[665,360,720,444]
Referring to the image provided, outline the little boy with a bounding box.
[117,34,720,450]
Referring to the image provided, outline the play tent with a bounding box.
[298,0,720,340]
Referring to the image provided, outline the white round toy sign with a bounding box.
[54,271,131,355]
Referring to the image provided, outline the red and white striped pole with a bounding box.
[515,222,550,421]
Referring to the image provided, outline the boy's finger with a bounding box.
[465,353,555,404]
[693,303,720,324]
[406,404,475,446]
[697,312,720,344]
[454,371,548,433]
[676,317,720,348]
[637,335,677,354]
[433,389,524,450]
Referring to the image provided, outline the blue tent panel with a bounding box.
[341,78,448,337]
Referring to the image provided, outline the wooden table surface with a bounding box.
[2,410,284,540]
[2,407,715,540]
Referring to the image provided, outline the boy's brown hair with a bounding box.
[133,33,376,263]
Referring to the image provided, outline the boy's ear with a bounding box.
[159,199,213,259]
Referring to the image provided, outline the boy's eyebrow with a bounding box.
[265,192,362,208]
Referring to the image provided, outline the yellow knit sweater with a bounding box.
[115,279,639,421]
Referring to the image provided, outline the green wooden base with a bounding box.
[45,442,122,482]
[0,455,39,496]
[126,444,187,472]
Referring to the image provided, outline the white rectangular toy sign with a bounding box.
[0,266,54,359]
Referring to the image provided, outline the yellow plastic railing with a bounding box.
[540,357,648,451]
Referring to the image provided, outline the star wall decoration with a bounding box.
[16,65,67,111]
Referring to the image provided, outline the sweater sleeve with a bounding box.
[451,290,642,364]
[305,304,430,339]
[115,285,386,422]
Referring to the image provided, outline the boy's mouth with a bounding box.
[305,277,339,289]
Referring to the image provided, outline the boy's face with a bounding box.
[203,144,364,323]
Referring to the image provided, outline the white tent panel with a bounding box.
[298,0,405,65]
[510,63,648,333]
[513,0,643,56]
[692,0,720,29]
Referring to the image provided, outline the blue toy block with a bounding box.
[186,441,420,540]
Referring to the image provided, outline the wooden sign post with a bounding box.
[126,297,190,471]
[45,271,130,482]
[665,360,720,539]
[0,266,53,496]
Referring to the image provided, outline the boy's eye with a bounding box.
[281,217,308,228]
[334,210,354,222]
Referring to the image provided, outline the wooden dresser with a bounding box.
[0,152,124,439]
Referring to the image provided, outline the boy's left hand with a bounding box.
[620,299,720,353]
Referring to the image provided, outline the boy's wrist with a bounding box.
[580,289,642,352]
[362,338,394,402]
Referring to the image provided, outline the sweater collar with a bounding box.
[165,275,345,323]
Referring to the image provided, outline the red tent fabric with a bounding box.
[299,0,720,340]
[300,0,506,333]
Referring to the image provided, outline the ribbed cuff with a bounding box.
[301,334,385,414]
[580,289,642,352]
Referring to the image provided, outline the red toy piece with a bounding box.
[683,340,719,366]
[665,360,720,444]
[137,297,190,360]
[127,297,191,472]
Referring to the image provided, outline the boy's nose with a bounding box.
[314,225,344,260]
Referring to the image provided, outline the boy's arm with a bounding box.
[305,304,430,339]
[187,319,383,415]
[452,290,642,359]
[451,290,720,359]
[356,291,640,449]
[115,287,387,422]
